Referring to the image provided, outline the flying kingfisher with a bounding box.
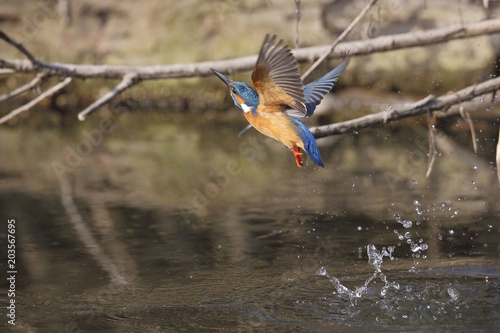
[211,34,349,168]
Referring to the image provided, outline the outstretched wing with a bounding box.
[302,58,350,117]
[251,34,306,115]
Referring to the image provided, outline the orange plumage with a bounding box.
[211,34,350,167]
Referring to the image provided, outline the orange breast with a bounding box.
[244,107,303,150]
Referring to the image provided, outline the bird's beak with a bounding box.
[211,68,232,88]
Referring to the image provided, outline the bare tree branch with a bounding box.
[58,0,72,26]
[433,92,499,119]
[0,72,47,103]
[426,113,437,177]
[0,77,72,124]
[294,0,301,49]
[2,17,500,80]
[460,105,478,153]
[0,29,39,64]
[310,76,500,138]
[78,73,140,121]
[301,0,378,80]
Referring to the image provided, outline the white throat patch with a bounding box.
[241,103,252,113]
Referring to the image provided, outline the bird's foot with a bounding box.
[292,146,303,168]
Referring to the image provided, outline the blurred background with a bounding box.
[1,1,499,332]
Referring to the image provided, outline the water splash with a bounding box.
[392,213,428,272]
[413,199,424,215]
[447,286,459,302]
[394,213,412,228]
[317,244,400,305]
[319,212,431,305]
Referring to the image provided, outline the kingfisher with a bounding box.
[211,34,349,168]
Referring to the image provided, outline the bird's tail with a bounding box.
[290,118,324,167]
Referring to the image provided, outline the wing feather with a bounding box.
[251,34,306,115]
[302,58,350,116]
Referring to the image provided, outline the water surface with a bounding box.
[0,111,499,332]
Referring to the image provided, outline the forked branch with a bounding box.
[310,76,500,138]
[0,77,72,125]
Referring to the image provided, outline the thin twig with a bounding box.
[301,0,378,80]
[78,73,139,121]
[0,72,47,103]
[294,0,301,49]
[0,29,39,64]
[0,77,72,124]
[459,105,478,153]
[311,76,500,138]
[426,113,437,177]
[433,129,491,174]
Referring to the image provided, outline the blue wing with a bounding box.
[290,117,324,167]
[303,58,350,117]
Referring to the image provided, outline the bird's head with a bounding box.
[211,68,258,113]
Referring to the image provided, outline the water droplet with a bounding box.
[449,229,455,235]
[473,165,478,170]
[402,220,412,228]
[447,287,459,301]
